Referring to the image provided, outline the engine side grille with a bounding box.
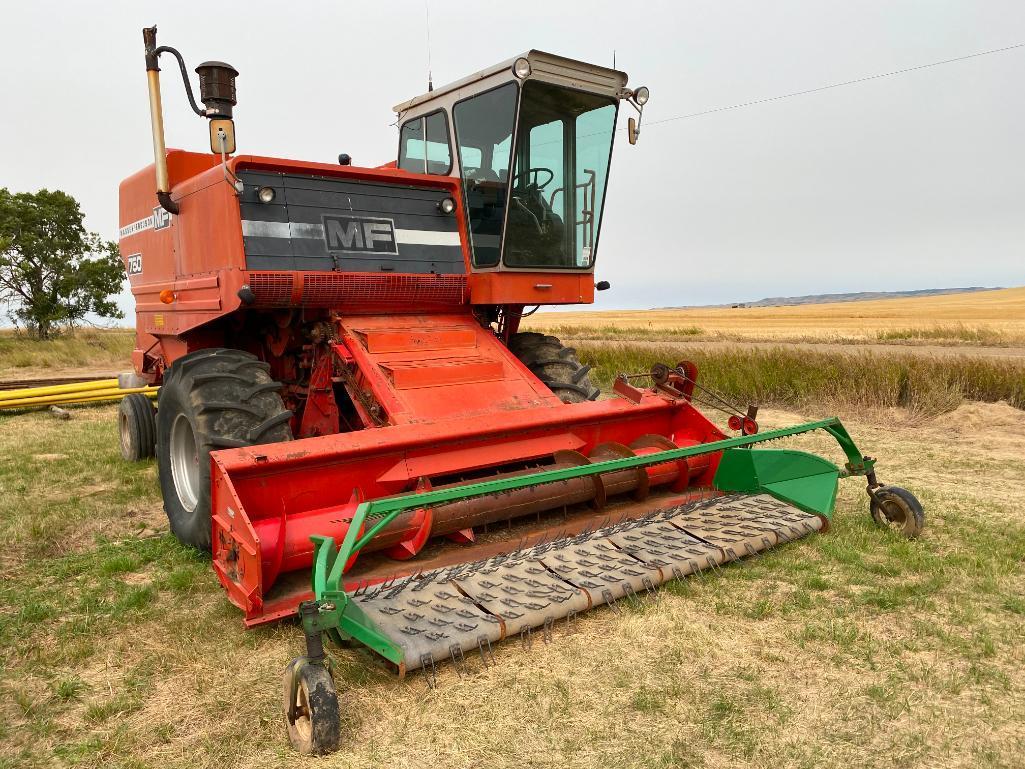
[248,272,468,308]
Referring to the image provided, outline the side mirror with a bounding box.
[621,86,648,145]
[209,118,236,154]
[595,280,611,291]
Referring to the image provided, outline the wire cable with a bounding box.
[645,41,1025,129]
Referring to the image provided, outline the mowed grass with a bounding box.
[525,286,1025,344]
[577,344,1025,415]
[1,399,1025,768]
[0,329,135,377]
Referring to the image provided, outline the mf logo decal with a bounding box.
[119,207,173,239]
[152,206,171,230]
[322,215,398,255]
[126,253,143,275]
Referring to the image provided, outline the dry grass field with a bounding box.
[0,329,133,382]
[525,286,1025,345]
[1,402,1023,769]
[1,289,1024,768]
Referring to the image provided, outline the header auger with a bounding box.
[118,27,924,755]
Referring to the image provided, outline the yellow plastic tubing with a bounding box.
[0,378,120,399]
[0,386,159,410]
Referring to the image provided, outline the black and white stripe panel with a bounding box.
[238,171,465,274]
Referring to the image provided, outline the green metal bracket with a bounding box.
[713,448,841,515]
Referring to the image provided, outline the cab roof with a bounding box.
[392,50,628,115]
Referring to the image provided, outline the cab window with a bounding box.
[453,82,518,267]
[504,80,617,268]
[398,111,451,175]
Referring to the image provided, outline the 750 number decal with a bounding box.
[126,253,143,275]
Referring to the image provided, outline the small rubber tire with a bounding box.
[156,348,292,551]
[283,660,341,755]
[508,332,600,403]
[870,486,925,538]
[118,392,156,461]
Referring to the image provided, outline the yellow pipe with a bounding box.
[0,379,119,400]
[0,391,158,410]
[0,386,157,407]
[17,391,161,409]
[9,391,157,410]
[0,387,159,409]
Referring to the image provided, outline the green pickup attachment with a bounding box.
[300,418,873,664]
[284,416,925,754]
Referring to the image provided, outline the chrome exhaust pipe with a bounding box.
[143,26,178,215]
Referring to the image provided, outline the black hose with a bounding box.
[154,45,206,117]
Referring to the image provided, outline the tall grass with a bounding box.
[876,324,1007,345]
[578,343,1025,415]
[0,328,134,373]
[540,324,705,340]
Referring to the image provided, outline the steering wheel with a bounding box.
[512,167,555,190]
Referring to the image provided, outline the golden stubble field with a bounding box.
[525,286,1025,343]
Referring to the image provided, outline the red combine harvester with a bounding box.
[119,27,924,753]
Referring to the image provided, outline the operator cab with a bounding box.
[394,52,647,273]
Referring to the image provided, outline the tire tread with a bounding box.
[157,348,292,550]
[507,332,600,403]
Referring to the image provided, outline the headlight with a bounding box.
[512,57,531,79]
[257,186,276,203]
[633,86,650,106]
[438,197,456,215]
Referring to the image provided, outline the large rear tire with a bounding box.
[508,332,600,403]
[156,348,292,551]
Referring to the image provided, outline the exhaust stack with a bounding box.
[141,26,239,215]
[142,26,177,214]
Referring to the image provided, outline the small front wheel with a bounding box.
[118,393,156,461]
[283,659,341,755]
[870,486,925,539]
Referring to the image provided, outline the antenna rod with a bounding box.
[425,0,434,91]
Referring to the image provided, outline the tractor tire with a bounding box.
[156,348,292,551]
[118,392,156,461]
[283,660,341,755]
[870,486,925,539]
[508,332,600,403]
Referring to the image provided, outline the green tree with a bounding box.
[0,188,124,339]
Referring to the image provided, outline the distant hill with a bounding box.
[663,287,1003,309]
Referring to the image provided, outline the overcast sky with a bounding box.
[1,0,1022,317]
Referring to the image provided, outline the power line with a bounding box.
[645,41,1025,128]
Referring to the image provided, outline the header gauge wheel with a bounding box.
[870,486,925,539]
[283,659,341,755]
